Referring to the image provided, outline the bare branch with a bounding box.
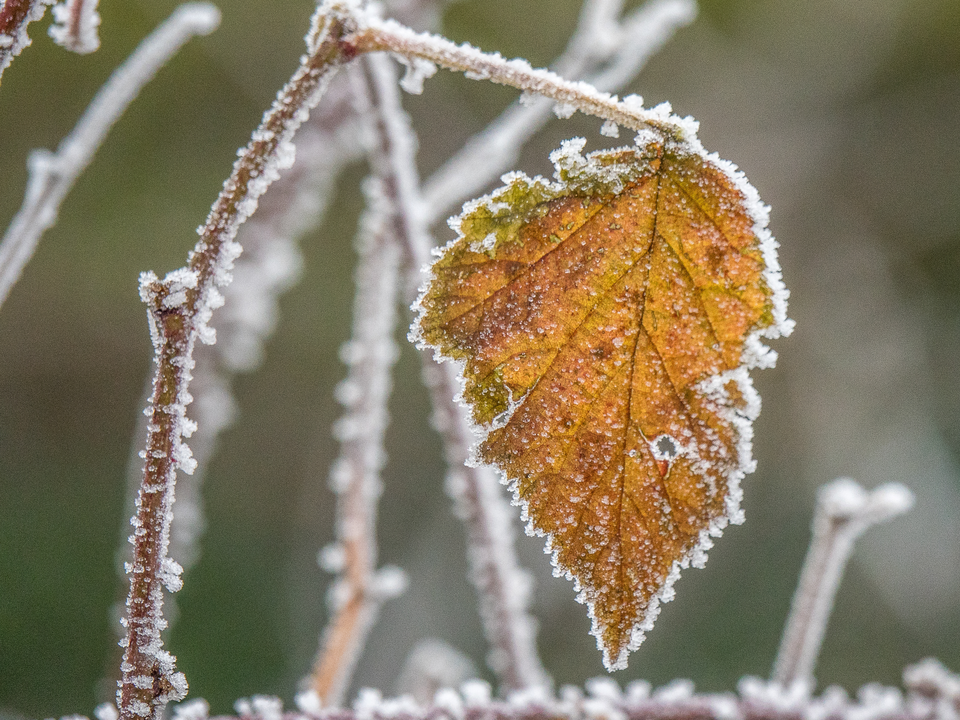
[0,2,221,311]
[771,478,915,691]
[346,41,549,690]
[118,5,356,719]
[307,58,409,706]
[345,15,700,142]
[421,0,696,225]
[170,79,365,575]
[0,0,54,81]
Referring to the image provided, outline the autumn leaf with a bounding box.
[413,133,792,671]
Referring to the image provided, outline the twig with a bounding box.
[170,79,365,575]
[0,0,53,81]
[421,0,696,223]
[171,662,960,720]
[307,57,409,707]
[771,478,915,690]
[118,5,356,719]
[0,2,221,311]
[422,362,550,691]
[48,0,101,54]
[345,15,699,142]
[350,38,549,690]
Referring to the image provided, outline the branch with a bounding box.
[421,0,696,224]
[169,77,365,576]
[343,34,549,690]
[167,662,960,720]
[344,14,700,142]
[771,478,915,690]
[306,58,410,707]
[0,1,221,311]
[118,5,356,719]
[0,0,53,81]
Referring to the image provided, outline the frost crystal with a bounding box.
[49,0,102,54]
[172,699,209,720]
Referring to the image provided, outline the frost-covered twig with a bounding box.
[421,362,549,691]
[358,48,549,690]
[168,77,364,576]
[771,479,915,690]
[176,663,960,720]
[119,6,355,719]
[422,0,696,223]
[307,58,410,707]
[48,0,101,54]
[0,2,220,311]
[345,14,698,143]
[0,0,54,81]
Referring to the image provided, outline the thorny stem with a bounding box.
[308,58,405,707]
[0,2,220,311]
[119,5,354,719]
[0,0,52,81]
[771,478,914,690]
[345,18,690,141]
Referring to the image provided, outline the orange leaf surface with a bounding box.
[413,134,791,671]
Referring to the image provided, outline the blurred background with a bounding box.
[1,0,959,716]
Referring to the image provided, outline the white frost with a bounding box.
[49,0,102,55]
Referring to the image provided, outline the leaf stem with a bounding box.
[771,478,914,690]
[345,16,691,141]
[421,0,696,225]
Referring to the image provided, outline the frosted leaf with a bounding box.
[553,101,576,119]
[415,135,791,670]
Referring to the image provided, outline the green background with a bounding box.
[1,0,959,716]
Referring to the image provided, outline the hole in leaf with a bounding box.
[651,434,679,462]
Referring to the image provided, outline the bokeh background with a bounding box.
[1,0,959,716]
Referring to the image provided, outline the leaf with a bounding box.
[413,133,791,671]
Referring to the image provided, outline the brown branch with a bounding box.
[118,5,358,720]
[344,18,693,141]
